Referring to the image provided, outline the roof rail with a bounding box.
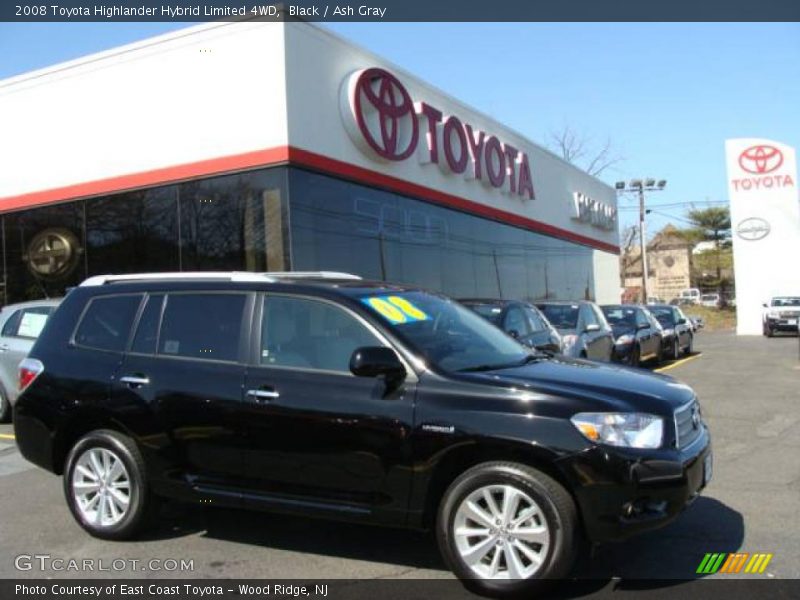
[263,271,362,280]
[79,271,362,287]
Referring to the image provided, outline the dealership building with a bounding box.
[0,20,620,305]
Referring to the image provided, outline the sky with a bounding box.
[1,21,798,236]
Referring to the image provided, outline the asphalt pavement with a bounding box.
[1,331,798,588]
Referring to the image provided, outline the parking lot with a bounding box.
[1,331,798,587]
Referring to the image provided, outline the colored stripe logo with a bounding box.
[697,552,773,574]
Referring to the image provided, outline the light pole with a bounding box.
[615,179,667,303]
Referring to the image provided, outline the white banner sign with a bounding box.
[725,138,800,335]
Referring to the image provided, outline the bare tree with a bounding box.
[548,126,624,177]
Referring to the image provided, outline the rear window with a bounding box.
[537,304,579,329]
[1,305,54,339]
[467,304,503,325]
[74,295,142,352]
[158,293,246,362]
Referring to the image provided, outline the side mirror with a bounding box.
[350,346,406,383]
[508,329,520,339]
[585,323,600,333]
[762,303,768,308]
[637,322,649,330]
[677,318,687,325]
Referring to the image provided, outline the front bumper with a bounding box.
[766,317,799,331]
[556,426,711,543]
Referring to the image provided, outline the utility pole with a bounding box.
[615,179,667,304]
[638,185,648,303]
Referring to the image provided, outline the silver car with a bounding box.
[0,299,61,421]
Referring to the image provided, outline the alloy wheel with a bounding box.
[453,484,550,580]
[71,447,131,528]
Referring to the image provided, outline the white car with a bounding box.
[700,293,720,308]
[762,296,800,337]
[678,288,701,304]
[0,298,61,421]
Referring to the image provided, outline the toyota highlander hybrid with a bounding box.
[14,272,712,596]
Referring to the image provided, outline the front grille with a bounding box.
[780,311,800,318]
[674,400,702,449]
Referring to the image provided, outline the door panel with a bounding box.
[240,294,415,522]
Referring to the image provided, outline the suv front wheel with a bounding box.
[436,462,578,596]
[63,430,156,540]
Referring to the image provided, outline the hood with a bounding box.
[458,357,694,417]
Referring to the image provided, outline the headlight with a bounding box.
[570,412,664,449]
[662,328,674,336]
[767,311,780,319]
[615,333,635,345]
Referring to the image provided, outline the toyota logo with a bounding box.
[342,68,419,161]
[736,217,771,241]
[738,145,784,174]
[24,228,81,279]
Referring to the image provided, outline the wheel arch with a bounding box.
[418,440,580,533]
[52,410,136,475]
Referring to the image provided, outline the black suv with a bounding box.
[15,272,712,596]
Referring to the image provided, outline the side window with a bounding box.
[130,294,164,355]
[1,310,22,337]
[635,310,650,328]
[504,307,531,336]
[582,305,598,328]
[0,306,53,339]
[158,293,246,362]
[74,295,142,352]
[592,305,610,330]
[261,296,381,372]
[524,307,547,333]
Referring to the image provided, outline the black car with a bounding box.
[15,272,711,596]
[459,298,562,353]
[648,304,694,359]
[535,301,614,361]
[601,305,664,367]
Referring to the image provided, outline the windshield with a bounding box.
[538,304,579,329]
[358,291,530,372]
[648,306,675,326]
[465,303,503,326]
[601,306,637,329]
[771,297,800,307]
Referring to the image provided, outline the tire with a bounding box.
[436,462,578,597]
[685,334,693,356]
[63,429,158,540]
[0,384,10,423]
[766,326,774,338]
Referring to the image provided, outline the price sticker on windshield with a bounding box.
[362,296,430,324]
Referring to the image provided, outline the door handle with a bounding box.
[0,343,8,352]
[246,389,280,403]
[120,375,150,387]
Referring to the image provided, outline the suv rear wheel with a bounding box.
[63,430,156,540]
[436,462,577,596]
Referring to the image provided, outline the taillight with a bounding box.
[19,358,44,392]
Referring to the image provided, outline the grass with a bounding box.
[682,305,737,332]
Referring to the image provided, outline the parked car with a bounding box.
[678,288,701,304]
[647,304,694,359]
[459,298,562,353]
[762,295,800,337]
[600,305,663,367]
[535,301,613,361]
[0,298,61,421]
[14,272,711,595]
[646,296,664,305]
[687,315,705,331]
[700,293,720,308]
